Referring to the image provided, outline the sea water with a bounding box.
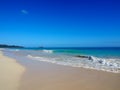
[1,47,120,73]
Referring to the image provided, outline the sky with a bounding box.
[0,0,120,47]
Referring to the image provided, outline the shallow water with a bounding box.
[1,47,120,73]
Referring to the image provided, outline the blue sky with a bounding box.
[0,0,120,47]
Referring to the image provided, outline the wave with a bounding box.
[2,48,120,73]
[42,49,53,53]
[27,54,120,73]
[90,56,119,67]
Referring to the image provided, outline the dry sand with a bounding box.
[0,51,25,90]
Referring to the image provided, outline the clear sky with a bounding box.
[0,0,120,47]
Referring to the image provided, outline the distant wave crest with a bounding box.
[42,50,53,53]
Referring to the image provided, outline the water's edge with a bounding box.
[1,48,120,73]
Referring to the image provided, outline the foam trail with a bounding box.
[3,49,120,73]
[27,54,120,73]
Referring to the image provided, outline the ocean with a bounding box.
[1,47,120,73]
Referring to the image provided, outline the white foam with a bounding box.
[91,56,120,67]
[27,54,120,73]
[42,50,53,53]
[27,55,32,58]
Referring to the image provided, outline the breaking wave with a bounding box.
[42,50,53,53]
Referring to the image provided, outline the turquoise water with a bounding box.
[53,48,120,58]
[17,47,120,58]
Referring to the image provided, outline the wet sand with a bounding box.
[18,56,120,90]
[0,51,25,90]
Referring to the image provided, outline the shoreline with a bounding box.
[0,51,25,90]
[19,58,120,90]
[27,54,120,73]
[1,50,120,90]
[9,52,119,90]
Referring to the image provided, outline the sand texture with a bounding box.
[18,58,120,90]
[0,51,25,90]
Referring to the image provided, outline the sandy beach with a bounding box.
[0,51,120,90]
[0,51,25,90]
[17,54,120,90]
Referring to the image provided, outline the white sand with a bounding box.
[0,51,25,90]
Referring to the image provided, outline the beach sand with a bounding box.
[0,51,25,90]
[1,51,120,90]
[18,56,120,90]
